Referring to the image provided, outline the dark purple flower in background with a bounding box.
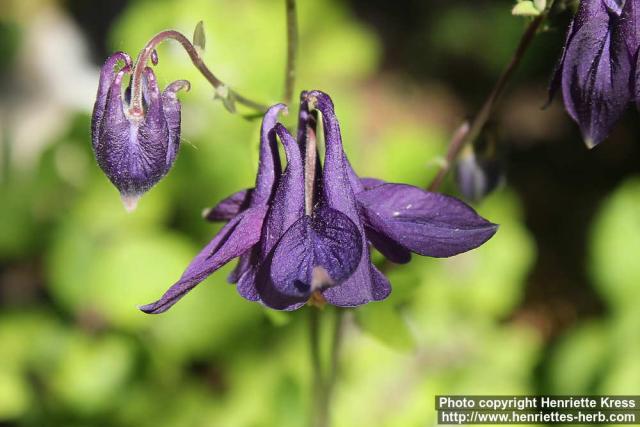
[91,51,189,211]
[552,0,640,148]
[140,91,498,313]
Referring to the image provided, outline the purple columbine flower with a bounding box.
[552,0,638,148]
[140,91,498,313]
[91,51,190,211]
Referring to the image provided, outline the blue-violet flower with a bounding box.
[140,91,498,313]
[91,51,189,210]
[552,0,639,147]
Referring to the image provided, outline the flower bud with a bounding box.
[91,52,190,211]
[455,145,503,203]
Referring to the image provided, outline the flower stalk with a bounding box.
[129,30,269,116]
[309,307,345,427]
[284,0,299,106]
[428,13,546,192]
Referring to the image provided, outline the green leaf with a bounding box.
[533,0,547,11]
[193,20,206,51]
[512,1,541,16]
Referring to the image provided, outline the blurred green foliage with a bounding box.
[0,0,639,426]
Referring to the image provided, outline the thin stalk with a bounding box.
[377,14,546,274]
[0,108,10,185]
[322,309,345,426]
[129,30,268,117]
[427,14,545,192]
[309,307,345,427]
[284,0,298,106]
[309,307,324,427]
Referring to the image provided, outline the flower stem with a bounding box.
[309,307,325,427]
[129,30,269,117]
[427,14,545,192]
[284,0,298,106]
[309,307,323,421]
[324,309,345,419]
[309,307,345,427]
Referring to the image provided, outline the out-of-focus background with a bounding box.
[1,0,640,425]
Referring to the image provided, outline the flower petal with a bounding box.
[91,52,132,150]
[357,183,498,258]
[139,205,268,314]
[251,104,288,205]
[224,105,286,288]
[561,0,631,147]
[308,90,384,306]
[239,124,306,304]
[162,79,190,167]
[267,206,362,299]
[620,0,640,54]
[259,124,305,255]
[604,0,625,16]
[204,188,254,221]
[364,226,411,264]
[237,265,260,301]
[322,261,391,306]
[360,177,386,190]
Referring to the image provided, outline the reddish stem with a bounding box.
[128,30,269,117]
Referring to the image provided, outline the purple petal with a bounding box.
[161,79,190,167]
[204,189,254,221]
[357,183,498,258]
[259,124,305,255]
[360,177,386,191]
[323,261,391,306]
[240,124,306,304]
[604,0,625,15]
[95,67,132,187]
[370,264,392,301]
[345,155,364,193]
[308,90,384,306]
[91,52,132,150]
[224,105,287,291]
[131,68,172,189]
[267,207,362,299]
[620,0,640,54]
[237,265,260,301]
[561,0,632,147]
[251,104,287,206]
[139,205,268,314]
[365,225,411,264]
[549,0,627,107]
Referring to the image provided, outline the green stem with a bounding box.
[325,309,345,413]
[309,307,345,427]
[284,0,298,106]
[310,307,324,427]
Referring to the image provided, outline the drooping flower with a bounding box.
[454,124,504,202]
[140,91,498,313]
[91,51,189,211]
[552,0,638,148]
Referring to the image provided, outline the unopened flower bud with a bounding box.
[91,51,190,211]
